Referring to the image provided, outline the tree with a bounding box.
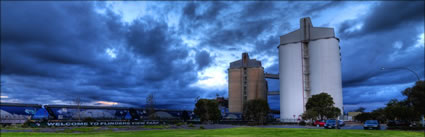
[324,107,341,119]
[384,99,420,122]
[402,80,425,115]
[371,108,386,123]
[302,109,319,124]
[243,99,270,125]
[181,110,190,122]
[194,99,221,123]
[304,93,341,120]
[354,108,386,123]
[373,80,424,127]
[357,81,424,125]
[354,112,372,123]
[146,93,156,119]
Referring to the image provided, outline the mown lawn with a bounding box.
[1,127,423,137]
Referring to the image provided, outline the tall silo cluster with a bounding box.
[278,17,343,122]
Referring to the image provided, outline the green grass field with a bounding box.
[1,127,423,137]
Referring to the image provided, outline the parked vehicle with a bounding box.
[338,120,345,127]
[387,120,415,127]
[324,119,340,129]
[313,120,325,127]
[363,120,380,130]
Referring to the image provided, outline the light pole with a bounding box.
[380,67,420,81]
[381,67,423,127]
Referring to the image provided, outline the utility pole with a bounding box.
[74,97,81,121]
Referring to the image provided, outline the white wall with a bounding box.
[279,42,304,122]
[308,38,343,113]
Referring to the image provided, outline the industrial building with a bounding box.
[228,53,268,113]
[278,17,343,122]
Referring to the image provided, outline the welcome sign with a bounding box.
[32,121,162,127]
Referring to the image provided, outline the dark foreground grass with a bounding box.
[1,127,423,137]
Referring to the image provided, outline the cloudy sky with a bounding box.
[1,1,424,112]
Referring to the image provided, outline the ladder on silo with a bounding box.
[301,17,312,112]
[301,42,311,112]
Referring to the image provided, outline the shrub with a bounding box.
[176,122,184,127]
[199,126,205,129]
[387,126,425,130]
[188,123,194,128]
[21,120,32,128]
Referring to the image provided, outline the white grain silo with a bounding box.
[278,17,343,122]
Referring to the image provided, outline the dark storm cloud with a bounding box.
[361,1,424,35]
[127,18,173,57]
[253,36,280,55]
[0,1,205,108]
[343,87,404,105]
[341,30,424,88]
[125,17,197,84]
[302,1,343,16]
[240,1,275,19]
[201,2,227,21]
[206,19,275,48]
[339,1,424,87]
[191,3,283,50]
[1,2,123,77]
[180,2,228,35]
[179,1,302,52]
[337,19,357,38]
[339,1,424,38]
[195,50,212,70]
[182,2,197,18]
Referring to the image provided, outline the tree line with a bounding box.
[354,80,424,126]
[194,98,270,125]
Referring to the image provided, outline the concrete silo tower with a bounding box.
[278,17,343,122]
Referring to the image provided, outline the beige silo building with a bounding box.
[228,53,268,113]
